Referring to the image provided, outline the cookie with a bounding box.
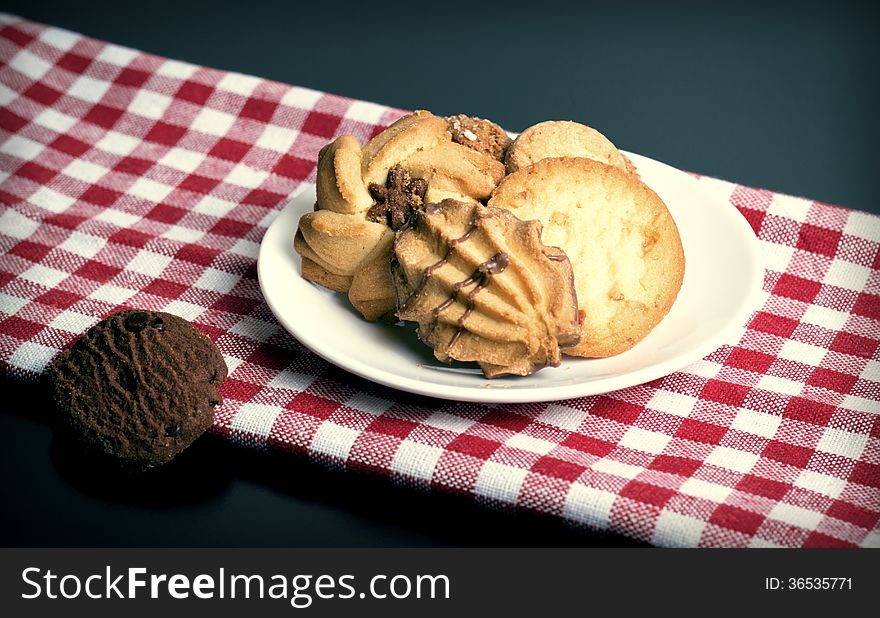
[360,110,449,186]
[294,110,506,321]
[294,209,393,290]
[394,199,580,377]
[315,134,374,216]
[48,310,227,470]
[445,114,512,162]
[488,157,685,357]
[504,120,636,175]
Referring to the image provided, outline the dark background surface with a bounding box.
[0,1,875,548]
[4,0,878,213]
[2,380,639,546]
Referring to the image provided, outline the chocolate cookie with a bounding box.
[48,310,227,470]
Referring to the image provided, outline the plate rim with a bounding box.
[258,152,764,403]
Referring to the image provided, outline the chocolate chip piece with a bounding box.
[152,316,164,331]
[124,311,150,332]
[117,367,137,392]
[165,424,181,437]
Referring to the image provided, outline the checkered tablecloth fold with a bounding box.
[1,14,878,547]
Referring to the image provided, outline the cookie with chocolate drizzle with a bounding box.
[393,200,580,377]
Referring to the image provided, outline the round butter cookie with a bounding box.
[505,120,637,176]
[488,157,684,357]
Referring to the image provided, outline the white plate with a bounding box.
[258,152,764,403]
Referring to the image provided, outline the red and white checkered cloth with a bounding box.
[1,15,878,548]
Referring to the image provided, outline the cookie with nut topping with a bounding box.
[48,310,227,470]
[445,114,512,162]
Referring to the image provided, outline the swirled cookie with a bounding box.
[394,199,580,377]
[294,110,506,321]
[488,157,684,358]
[505,120,637,176]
